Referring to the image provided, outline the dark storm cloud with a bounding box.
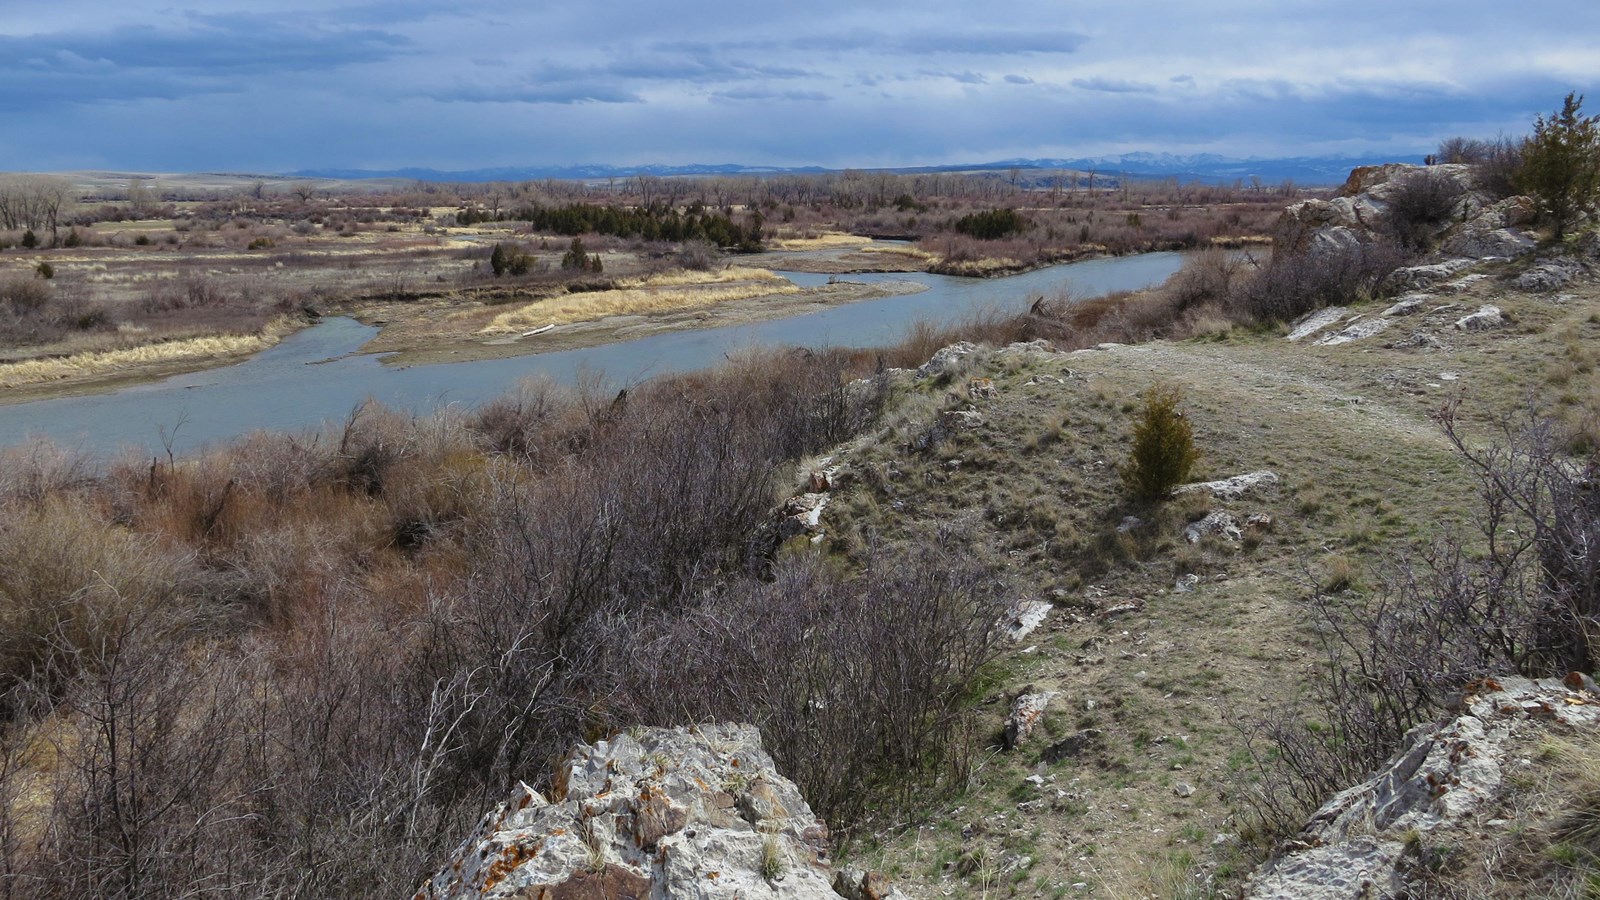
[0,14,408,113]
[2,1,1597,172]
[1,16,406,76]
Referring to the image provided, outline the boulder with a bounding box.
[1454,305,1506,331]
[418,723,850,900]
[778,493,829,539]
[1184,511,1242,544]
[940,409,983,432]
[1382,295,1430,317]
[998,599,1053,643]
[915,342,977,380]
[1515,262,1581,292]
[1442,225,1537,260]
[1004,690,1058,750]
[994,339,1056,357]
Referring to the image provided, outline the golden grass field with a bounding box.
[481,267,799,333]
[856,244,939,261]
[766,232,873,251]
[0,333,275,388]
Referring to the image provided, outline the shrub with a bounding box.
[560,237,593,271]
[34,261,53,279]
[1477,135,1526,200]
[1384,168,1468,251]
[1168,247,1243,311]
[952,208,1028,240]
[1435,136,1493,164]
[1121,384,1197,501]
[1228,241,1405,324]
[1517,92,1600,238]
[0,275,49,313]
[489,241,532,277]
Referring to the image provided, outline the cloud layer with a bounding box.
[2,1,1596,172]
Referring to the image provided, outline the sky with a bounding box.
[3,1,1597,174]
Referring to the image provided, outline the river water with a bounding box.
[0,252,1186,458]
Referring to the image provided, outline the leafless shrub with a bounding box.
[1236,402,1600,839]
[137,275,230,315]
[1477,136,1526,200]
[1227,241,1406,324]
[1436,136,1494,164]
[604,541,1003,835]
[677,239,722,271]
[0,341,947,896]
[0,277,104,346]
[1383,169,1469,251]
[0,499,201,709]
[1168,247,1246,312]
[0,441,98,507]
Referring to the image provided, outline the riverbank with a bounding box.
[0,251,1191,454]
[357,276,928,368]
[0,264,922,405]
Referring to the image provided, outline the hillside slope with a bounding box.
[801,243,1598,896]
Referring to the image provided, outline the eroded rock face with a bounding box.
[419,724,845,900]
[1245,677,1600,900]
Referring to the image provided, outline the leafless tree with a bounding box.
[0,176,74,241]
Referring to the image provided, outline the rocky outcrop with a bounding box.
[1277,164,1537,262]
[1177,472,1280,501]
[998,599,1053,643]
[1515,260,1584,292]
[1246,677,1600,900]
[778,493,830,540]
[1314,317,1391,346]
[1286,307,1350,342]
[1384,259,1477,292]
[419,724,866,900]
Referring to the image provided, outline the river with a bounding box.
[0,252,1187,458]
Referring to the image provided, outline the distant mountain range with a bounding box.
[289,152,1420,187]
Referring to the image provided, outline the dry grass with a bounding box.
[858,244,940,261]
[482,269,798,332]
[0,331,277,387]
[616,266,785,289]
[768,232,873,251]
[930,256,1026,276]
